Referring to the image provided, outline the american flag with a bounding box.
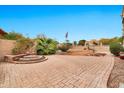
[65,32,68,39]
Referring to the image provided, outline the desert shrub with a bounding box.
[36,38,57,55]
[66,42,72,47]
[3,31,24,40]
[109,42,124,56]
[99,38,111,45]
[118,37,124,44]
[58,43,70,52]
[99,37,122,45]
[109,37,122,44]
[78,40,86,46]
[12,38,34,54]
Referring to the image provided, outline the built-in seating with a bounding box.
[4,54,48,64]
[4,54,28,62]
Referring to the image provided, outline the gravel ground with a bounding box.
[107,57,124,88]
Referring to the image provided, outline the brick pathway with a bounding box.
[0,55,114,88]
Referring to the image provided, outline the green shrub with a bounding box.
[118,37,124,44]
[78,40,86,46]
[99,37,123,45]
[36,38,57,55]
[58,43,70,52]
[100,38,111,45]
[12,38,34,54]
[3,31,24,40]
[66,43,72,47]
[109,42,124,56]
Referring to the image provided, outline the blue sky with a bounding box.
[0,5,122,42]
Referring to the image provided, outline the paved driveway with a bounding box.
[0,55,114,88]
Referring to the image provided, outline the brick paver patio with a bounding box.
[0,55,114,88]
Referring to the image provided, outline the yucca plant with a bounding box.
[36,38,57,55]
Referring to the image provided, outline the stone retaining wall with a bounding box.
[0,39,16,61]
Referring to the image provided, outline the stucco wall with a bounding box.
[0,39,16,61]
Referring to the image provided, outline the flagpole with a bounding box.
[65,32,68,43]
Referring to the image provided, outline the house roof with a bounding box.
[0,29,7,35]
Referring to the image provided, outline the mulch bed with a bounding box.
[107,57,124,88]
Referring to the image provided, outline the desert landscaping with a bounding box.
[0,31,123,88]
[0,5,124,88]
[0,38,114,88]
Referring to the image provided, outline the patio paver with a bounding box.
[0,55,114,88]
